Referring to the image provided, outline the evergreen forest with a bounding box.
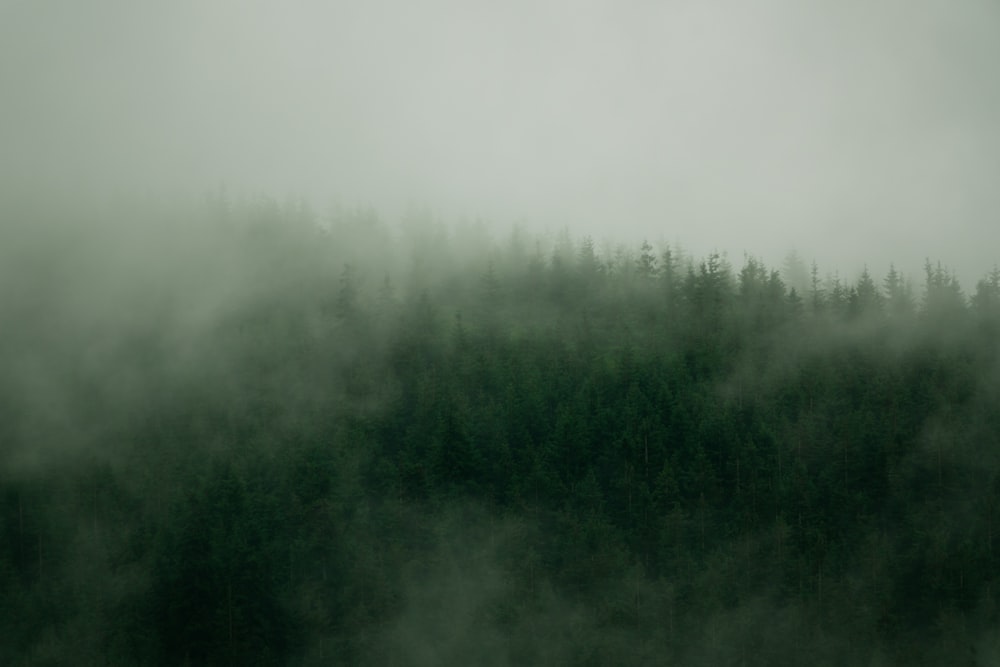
[2,195,1000,666]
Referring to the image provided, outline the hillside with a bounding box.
[2,196,999,665]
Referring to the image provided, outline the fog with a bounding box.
[2,0,998,282]
[4,8,1000,652]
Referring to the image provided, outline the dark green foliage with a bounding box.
[2,197,999,665]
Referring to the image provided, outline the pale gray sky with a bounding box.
[2,0,998,283]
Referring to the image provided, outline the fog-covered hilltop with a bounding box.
[2,196,999,665]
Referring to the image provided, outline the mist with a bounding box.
[3,2,1000,665]
[3,0,999,280]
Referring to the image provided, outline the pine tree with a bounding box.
[850,266,882,317]
[809,260,826,315]
[636,240,658,280]
[883,264,914,317]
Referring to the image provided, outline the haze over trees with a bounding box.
[2,195,1000,665]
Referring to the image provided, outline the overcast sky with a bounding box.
[2,0,998,282]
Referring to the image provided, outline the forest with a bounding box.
[2,194,1000,665]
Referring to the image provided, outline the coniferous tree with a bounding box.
[850,266,882,318]
[827,273,848,319]
[660,245,681,315]
[971,266,1000,319]
[809,260,826,315]
[883,263,914,317]
[636,240,658,281]
[922,259,965,320]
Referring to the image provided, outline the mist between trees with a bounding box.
[2,194,999,665]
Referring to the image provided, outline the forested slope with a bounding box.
[2,196,999,665]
